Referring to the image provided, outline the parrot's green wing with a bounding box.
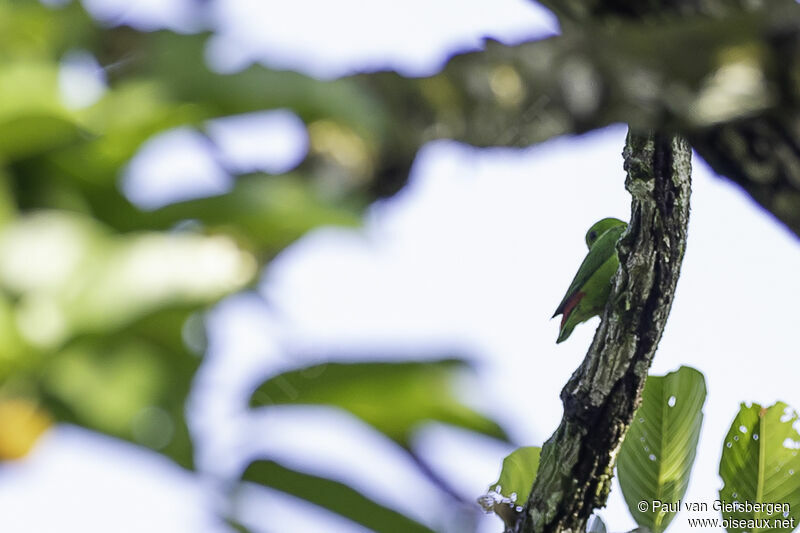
[553,224,625,318]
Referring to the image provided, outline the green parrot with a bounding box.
[553,217,627,343]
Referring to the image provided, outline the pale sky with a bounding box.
[1,2,799,533]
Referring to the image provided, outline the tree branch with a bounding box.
[689,115,800,238]
[532,0,797,23]
[514,131,692,533]
[365,6,800,148]
[357,6,800,235]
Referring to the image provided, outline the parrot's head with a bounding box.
[585,217,627,248]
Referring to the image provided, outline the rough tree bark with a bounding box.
[507,132,692,533]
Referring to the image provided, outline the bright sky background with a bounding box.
[2,1,800,533]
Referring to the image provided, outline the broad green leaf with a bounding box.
[718,402,800,533]
[489,446,541,505]
[242,459,435,533]
[618,366,706,533]
[249,360,508,446]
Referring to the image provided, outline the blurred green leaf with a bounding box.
[224,518,252,533]
[0,167,15,226]
[0,61,61,117]
[0,210,256,345]
[617,366,706,533]
[150,174,361,250]
[0,61,86,160]
[0,3,59,61]
[18,156,360,254]
[242,459,435,533]
[249,360,509,446]
[0,293,26,376]
[0,114,84,160]
[0,1,382,476]
[39,324,196,468]
[136,31,388,141]
[0,210,257,467]
[0,1,98,61]
[43,340,166,436]
[489,446,541,505]
[58,81,207,187]
[718,401,800,533]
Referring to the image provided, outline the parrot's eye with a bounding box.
[588,231,597,242]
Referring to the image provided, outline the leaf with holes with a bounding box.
[718,402,800,533]
[617,366,706,533]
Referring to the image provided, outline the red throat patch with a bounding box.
[561,292,586,328]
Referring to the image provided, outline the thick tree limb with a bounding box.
[689,116,800,238]
[514,131,692,533]
[364,6,800,147]
[522,0,800,238]
[534,0,797,23]
[359,6,800,235]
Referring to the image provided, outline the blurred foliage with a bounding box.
[242,460,436,533]
[0,208,255,467]
[249,360,509,447]
[245,359,510,528]
[0,1,509,531]
[0,0,372,469]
